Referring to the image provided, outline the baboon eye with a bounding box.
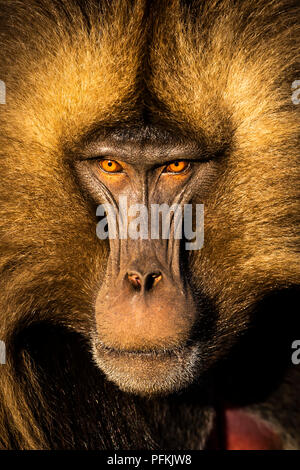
[99,159,123,173]
[164,161,190,174]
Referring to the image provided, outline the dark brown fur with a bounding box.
[0,0,299,449]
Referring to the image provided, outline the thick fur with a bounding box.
[0,0,299,449]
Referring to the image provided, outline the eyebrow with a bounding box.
[81,123,193,147]
[74,121,231,164]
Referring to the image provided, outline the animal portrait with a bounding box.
[0,0,299,450]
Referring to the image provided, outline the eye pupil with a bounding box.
[99,159,122,173]
[165,161,189,174]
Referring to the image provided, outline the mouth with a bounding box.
[95,341,190,357]
[92,339,201,396]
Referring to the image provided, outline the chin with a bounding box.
[92,340,201,396]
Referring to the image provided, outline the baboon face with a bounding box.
[75,125,217,395]
[0,0,299,397]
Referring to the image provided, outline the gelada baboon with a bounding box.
[0,0,299,450]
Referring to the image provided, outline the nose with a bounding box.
[127,271,162,291]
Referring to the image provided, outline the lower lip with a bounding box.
[93,340,201,395]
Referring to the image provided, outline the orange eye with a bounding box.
[99,159,123,173]
[165,161,190,174]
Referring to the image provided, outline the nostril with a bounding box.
[145,272,162,291]
[127,271,162,291]
[127,272,142,290]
